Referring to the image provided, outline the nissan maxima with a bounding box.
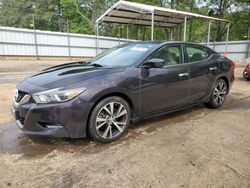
[12,42,235,143]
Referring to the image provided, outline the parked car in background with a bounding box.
[11,41,235,143]
[243,63,250,80]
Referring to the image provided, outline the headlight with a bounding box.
[32,87,86,104]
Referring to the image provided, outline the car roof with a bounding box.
[127,41,215,54]
[130,40,204,46]
[130,40,208,47]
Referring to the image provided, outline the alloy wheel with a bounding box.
[95,102,128,139]
[213,80,227,105]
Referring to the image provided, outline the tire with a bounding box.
[243,72,250,80]
[88,96,131,143]
[205,79,228,109]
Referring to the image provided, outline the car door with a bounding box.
[184,44,218,103]
[139,44,190,116]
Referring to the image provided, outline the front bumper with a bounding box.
[11,95,91,138]
[11,105,69,137]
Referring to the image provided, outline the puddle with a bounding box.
[0,122,96,157]
[0,104,209,158]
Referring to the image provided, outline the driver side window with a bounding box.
[150,45,182,67]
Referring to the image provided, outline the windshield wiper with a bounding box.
[88,63,103,67]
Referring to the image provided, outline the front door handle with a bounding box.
[178,73,189,77]
[209,67,217,71]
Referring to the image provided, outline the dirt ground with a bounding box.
[0,60,249,188]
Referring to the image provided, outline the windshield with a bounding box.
[89,43,157,67]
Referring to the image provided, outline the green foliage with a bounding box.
[0,0,249,41]
[0,0,35,29]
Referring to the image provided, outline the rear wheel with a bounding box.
[205,79,228,109]
[88,96,131,143]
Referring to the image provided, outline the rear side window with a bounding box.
[186,46,210,63]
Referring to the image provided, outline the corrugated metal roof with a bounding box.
[96,0,229,27]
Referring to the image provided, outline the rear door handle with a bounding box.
[178,73,189,77]
[209,67,217,71]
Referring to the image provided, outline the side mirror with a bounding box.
[142,58,165,69]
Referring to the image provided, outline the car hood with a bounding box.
[17,62,125,93]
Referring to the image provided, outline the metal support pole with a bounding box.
[207,20,211,46]
[67,19,71,60]
[170,29,173,40]
[246,40,250,58]
[33,16,39,60]
[151,11,154,41]
[168,29,171,40]
[183,16,187,42]
[96,22,99,55]
[225,24,230,53]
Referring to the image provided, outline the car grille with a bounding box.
[15,90,28,102]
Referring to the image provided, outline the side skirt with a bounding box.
[131,103,200,124]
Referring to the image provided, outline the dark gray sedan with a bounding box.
[12,41,235,143]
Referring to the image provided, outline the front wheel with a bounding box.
[205,79,228,109]
[88,96,131,143]
[243,72,250,80]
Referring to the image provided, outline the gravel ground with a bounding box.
[0,60,249,188]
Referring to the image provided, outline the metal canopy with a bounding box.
[95,0,230,54]
[96,0,229,28]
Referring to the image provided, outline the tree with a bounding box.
[0,0,249,41]
[0,0,63,31]
[0,0,35,29]
[206,0,250,41]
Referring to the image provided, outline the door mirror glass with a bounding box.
[143,58,165,69]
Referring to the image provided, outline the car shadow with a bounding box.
[129,104,206,135]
